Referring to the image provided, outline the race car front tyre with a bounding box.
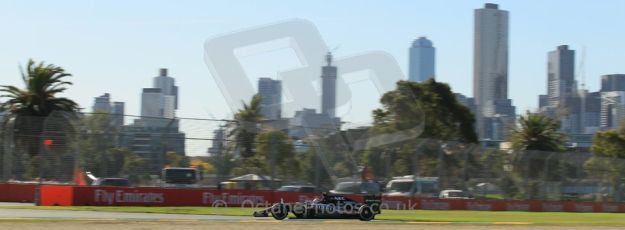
[358,205,375,221]
[270,203,289,220]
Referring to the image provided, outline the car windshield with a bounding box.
[420,182,439,193]
[336,182,380,194]
[387,181,413,192]
[335,182,360,193]
[277,186,298,192]
[163,169,197,184]
[448,191,467,197]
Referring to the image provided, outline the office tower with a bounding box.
[582,91,601,133]
[547,45,576,107]
[288,108,340,139]
[141,88,164,117]
[92,93,112,113]
[600,91,625,129]
[208,127,226,156]
[601,74,625,92]
[92,93,125,127]
[121,68,184,174]
[473,3,514,140]
[408,37,435,82]
[141,69,179,118]
[258,78,282,120]
[153,68,178,109]
[111,102,125,127]
[321,52,337,118]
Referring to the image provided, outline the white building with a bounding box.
[140,68,178,119]
[473,3,509,118]
[600,91,625,129]
[473,3,514,140]
[92,93,112,113]
[141,88,165,117]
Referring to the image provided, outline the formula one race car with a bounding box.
[253,193,382,221]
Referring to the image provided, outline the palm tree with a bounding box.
[0,59,79,159]
[228,95,263,158]
[1,59,78,116]
[509,111,568,199]
[509,111,567,152]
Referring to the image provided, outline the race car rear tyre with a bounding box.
[358,205,375,221]
[270,203,289,220]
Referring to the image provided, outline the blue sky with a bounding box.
[1,0,624,154]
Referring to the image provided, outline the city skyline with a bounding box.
[2,1,625,157]
[2,1,624,124]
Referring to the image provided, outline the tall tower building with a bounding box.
[547,45,576,107]
[141,88,164,117]
[258,77,282,120]
[321,52,337,118]
[153,68,178,109]
[111,102,125,127]
[141,68,179,119]
[473,3,514,140]
[474,3,509,117]
[408,37,435,82]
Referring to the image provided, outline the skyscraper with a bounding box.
[473,3,514,140]
[474,3,509,117]
[121,68,184,174]
[111,102,125,127]
[92,93,112,113]
[141,68,178,119]
[601,74,625,92]
[92,93,125,127]
[321,52,337,118]
[258,78,282,120]
[153,68,178,109]
[547,45,576,107]
[141,88,164,117]
[408,37,435,82]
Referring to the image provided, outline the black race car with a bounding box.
[253,193,382,221]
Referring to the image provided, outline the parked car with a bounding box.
[439,190,472,199]
[92,178,131,187]
[384,176,440,197]
[329,181,381,195]
[276,185,317,193]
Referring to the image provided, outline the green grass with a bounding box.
[5,206,625,226]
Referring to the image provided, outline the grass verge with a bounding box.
[4,206,625,226]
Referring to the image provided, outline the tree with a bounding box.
[371,79,477,143]
[0,59,79,117]
[190,158,216,175]
[509,111,567,152]
[253,129,296,179]
[508,111,568,199]
[364,79,478,181]
[0,60,79,180]
[228,95,263,158]
[166,151,189,167]
[78,113,147,183]
[584,123,625,201]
